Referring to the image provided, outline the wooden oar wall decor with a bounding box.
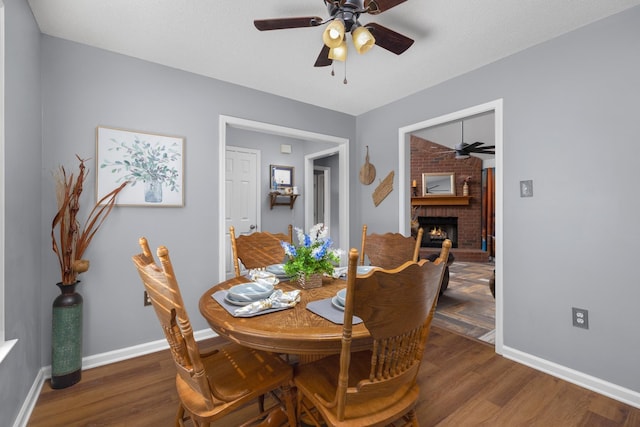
[359,146,376,185]
[372,171,394,207]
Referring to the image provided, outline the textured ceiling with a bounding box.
[28,0,640,116]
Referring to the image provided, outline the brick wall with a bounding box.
[410,135,483,251]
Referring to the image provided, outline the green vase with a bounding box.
[51,281,83,389]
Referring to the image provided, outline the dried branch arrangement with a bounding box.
[51,155,127,285]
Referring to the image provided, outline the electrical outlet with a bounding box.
[572,307,589,329]
[144,291,152,306]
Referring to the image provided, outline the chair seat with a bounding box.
[176,342,292,422]
[294,351,419,426]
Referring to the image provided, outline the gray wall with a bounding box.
[37,34,355,365]
[1,0,43,425]
[356,6,640,392]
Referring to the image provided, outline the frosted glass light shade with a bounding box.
[352,26,375,54]
[323,20,345,48]
[328,41,347,62]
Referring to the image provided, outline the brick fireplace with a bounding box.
[411,135,489,262]
[418,216,458,248]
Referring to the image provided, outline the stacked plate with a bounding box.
[225,282,275,306]
[332,265,378,278]
[266,264,290,280]
[357,266,376,275]
[331,288,347,311]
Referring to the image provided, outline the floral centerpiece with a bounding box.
[281,223,342,289]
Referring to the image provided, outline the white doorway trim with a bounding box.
[397,99,504,354]
[219,115,349,283]
[313,165,331,231]
[304,146,342,237]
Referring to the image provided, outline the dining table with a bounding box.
[198,274,373,360]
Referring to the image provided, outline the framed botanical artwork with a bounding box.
[96,126,185,206]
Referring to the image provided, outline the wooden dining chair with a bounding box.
[360,224,424,269]
[294,239,451,427]
[229,224,293,277]
[132,237,296,427]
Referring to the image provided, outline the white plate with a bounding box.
[331,296,345,311]
[227,282,274,302]
[357,266,377,275]
[224,293,256,306]
[266,264,286,276]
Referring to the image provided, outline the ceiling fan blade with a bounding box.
[366,23,414,55]
[364,0,408,14]
[254,17,323,31]
[463,142,483,151]
[314,45,333,67]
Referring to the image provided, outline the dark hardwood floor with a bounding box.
[433,261,496,343]
[28,326,640,426]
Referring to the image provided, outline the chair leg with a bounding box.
[175,404,186,427]
[280,383,297,427]
[297,393,324,427]
[406,408,419,427]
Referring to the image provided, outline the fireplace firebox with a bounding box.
[418,216,458,248]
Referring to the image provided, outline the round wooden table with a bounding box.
[199,276,372,357]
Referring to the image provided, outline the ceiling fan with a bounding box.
[253,0,414,68]
[433,121,495,159]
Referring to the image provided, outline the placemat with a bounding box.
[212,290,291,318]
[306,297,363,325]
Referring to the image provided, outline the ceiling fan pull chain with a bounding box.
[331,63,335,76]
[343,61,348,84]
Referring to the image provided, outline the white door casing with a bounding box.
[225,146,260,278]
[313,166,330,229]
[398,99,503,354]
[219,115,349,283]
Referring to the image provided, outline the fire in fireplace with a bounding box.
[418,216,458,248]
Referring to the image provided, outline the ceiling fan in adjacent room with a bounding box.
[433,121,495,159]
[253,0,414,72]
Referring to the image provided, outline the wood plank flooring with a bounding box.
[28,327,640,426]
[433,261,496,343]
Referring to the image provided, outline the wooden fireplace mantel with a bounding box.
[411,196,471,206]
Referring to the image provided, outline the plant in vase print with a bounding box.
[100,135,181,203]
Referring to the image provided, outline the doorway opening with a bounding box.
[398,99,503,353]
[219,116,349,283]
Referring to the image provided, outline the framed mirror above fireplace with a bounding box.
[422,172,455,195]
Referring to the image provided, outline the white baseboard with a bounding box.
[502,345,640,409]
[13,328,217,427]
[12,367,46,427]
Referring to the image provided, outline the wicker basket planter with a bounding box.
[296,273,323,289]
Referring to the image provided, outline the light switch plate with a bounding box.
[520,180,533,197]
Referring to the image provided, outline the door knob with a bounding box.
[249,225,256,230]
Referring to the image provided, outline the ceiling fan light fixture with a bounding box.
[328,40,348,62]
[352,25,375,54]
[323,19,345,48]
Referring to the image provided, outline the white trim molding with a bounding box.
[503,345,640,409]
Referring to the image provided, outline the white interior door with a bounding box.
[225,147,259,278]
